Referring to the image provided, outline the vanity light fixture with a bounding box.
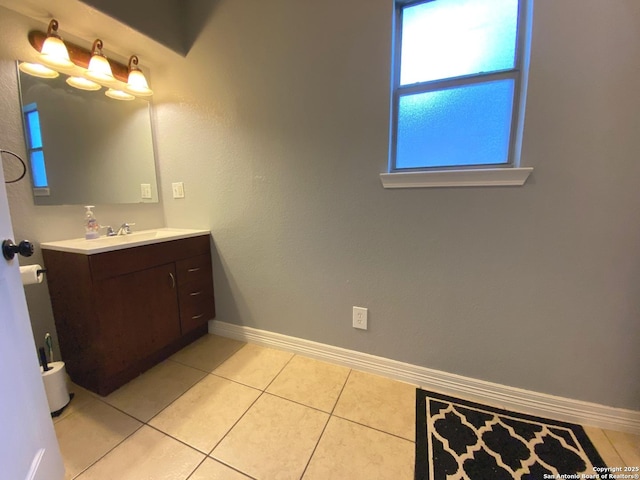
[85,39,115,84]
[23,19,154,99]
[18,62,59,79]
[66,76,101,91]
[39,20,74,69]
[104,88,134,101]
[125,56,153,97]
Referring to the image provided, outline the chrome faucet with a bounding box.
[116,223,135,235]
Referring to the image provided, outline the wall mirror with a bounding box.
[16,63,159,205]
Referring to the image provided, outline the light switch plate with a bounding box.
[172,182,185,199]
[140,183,152,199]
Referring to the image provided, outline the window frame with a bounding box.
[385,0,533,187]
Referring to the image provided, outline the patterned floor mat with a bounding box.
[415,389,608,480]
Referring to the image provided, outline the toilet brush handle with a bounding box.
[45,333,53,362]
[38,347,50,372]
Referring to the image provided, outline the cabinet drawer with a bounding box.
[90,235,210,280]
[176,254,212,286]
[178,289,215,332]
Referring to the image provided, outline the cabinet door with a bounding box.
[95,263,180,378]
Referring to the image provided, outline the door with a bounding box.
[0,163,64,479]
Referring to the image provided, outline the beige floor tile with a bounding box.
[54,399,142,480]
[266,355,350,412]
[333,370,416,440]
[604,429,640,467]
[53,382,98,424]
[212,343,293,389]
[170,334,246,372]
[212,393,329,480]
[584,426,627,468]
[149,374,261,453]
[76,425,203,480]
[303,416,414,480]
[190,458,253,480]
[103,360,206,422]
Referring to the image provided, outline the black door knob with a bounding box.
[2,239,34,261]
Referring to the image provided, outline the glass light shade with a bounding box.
[40,36,74,69]
[126,69,153,96]
[18,62,59,79]
[86,54,115,83]
[105,88,135,101]
[66,76,102,91]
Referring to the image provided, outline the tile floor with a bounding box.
[53,334,640,480]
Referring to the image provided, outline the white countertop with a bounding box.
[40,228,211,255]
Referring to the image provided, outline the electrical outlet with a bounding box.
[353,306,368,330]
[172,182,185,199]
[140,183,152,199]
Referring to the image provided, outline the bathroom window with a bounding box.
[23,103,49,195]
[383,0,532,187]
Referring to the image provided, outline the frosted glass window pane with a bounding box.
[400,0,519,85]
[396,80,514,169]
[30,150,48,188]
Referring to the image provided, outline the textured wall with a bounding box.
[153,0,640,410]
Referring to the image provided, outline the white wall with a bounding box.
[1,0,638,411]
[153,0,640,410]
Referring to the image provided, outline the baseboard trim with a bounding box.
[210,320,640,435]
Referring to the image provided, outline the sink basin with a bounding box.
[41,228,210,254]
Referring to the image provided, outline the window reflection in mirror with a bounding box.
[16,62,159,205]
[22,102,49,195]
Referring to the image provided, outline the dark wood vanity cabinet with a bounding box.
[42,235,215,395]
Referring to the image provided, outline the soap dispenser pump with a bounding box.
[84,205,100,239]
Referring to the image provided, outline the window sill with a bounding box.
[379,167,533,189]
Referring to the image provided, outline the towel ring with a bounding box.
[1,150,27,184]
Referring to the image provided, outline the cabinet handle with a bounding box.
[190,291,202,296]
[191,314,204,320]
[188,267,201,273]
[169,272,175,288]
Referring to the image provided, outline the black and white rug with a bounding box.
[415,389,607,480]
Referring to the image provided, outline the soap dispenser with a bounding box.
[84,205,100,239]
